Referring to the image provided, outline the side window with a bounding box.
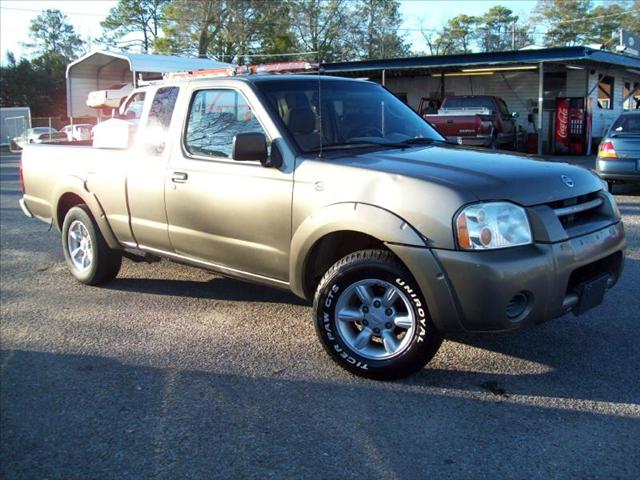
[185,89,266,159]
[122,92,146,120]
[148,87,179,131]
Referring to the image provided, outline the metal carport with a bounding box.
[66,50,232,118]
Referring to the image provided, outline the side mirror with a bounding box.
[511,111,520,118]
[232,132,268,164]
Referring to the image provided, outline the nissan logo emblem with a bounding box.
[561,175,575,188]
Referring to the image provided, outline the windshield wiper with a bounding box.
[307,140,407,152]
[307,137,446,153]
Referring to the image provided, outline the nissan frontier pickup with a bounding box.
[19,74,625,379]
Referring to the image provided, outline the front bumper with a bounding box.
[390,221,625,333]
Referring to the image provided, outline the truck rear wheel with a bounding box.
[61,205,122,285]
[313,249,442,380]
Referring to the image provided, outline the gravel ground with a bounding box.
[1,152,639,479]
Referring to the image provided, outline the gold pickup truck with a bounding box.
[19,74,626,380]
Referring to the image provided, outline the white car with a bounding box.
[10,127,68,151]
[87,83,134,111]
[61,124,93,141]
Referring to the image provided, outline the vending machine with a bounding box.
[554,97,592,155]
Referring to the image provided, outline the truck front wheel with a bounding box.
[313,249,442,380]
[61,205,122,285]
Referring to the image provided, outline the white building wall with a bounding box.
[588,69,632,139]
[385,66,639,152]
[483,72,539,132]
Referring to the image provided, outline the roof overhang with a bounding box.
[322,47,640,76]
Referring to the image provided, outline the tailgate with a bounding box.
[424,114,481,136]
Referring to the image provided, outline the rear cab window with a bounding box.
[122,92,146,120]
[147,86,179,131]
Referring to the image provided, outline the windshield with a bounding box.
[610,114,640,134]
[254,78,445,153]
[32,127,56,134]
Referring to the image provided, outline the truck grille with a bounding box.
[547,191,603,230]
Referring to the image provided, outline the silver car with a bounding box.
[10,127,68,151]
[596,111,640,191]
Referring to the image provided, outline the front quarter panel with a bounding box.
[289,202,426,298]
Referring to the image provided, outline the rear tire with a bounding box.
[61,205,122,285]
[313,249,443,380]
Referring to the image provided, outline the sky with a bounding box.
[0,0,566,63]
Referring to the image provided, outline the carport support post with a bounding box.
[382,69,386,86]
[537,62,544,155]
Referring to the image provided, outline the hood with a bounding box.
[332,144,602,206]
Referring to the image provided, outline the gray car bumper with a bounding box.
[596,158,640,182]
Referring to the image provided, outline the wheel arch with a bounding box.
[53,179,120,250]
[290,203,427,299]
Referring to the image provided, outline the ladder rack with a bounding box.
[163,61,319,80]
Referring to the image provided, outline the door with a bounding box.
[164,87,293,282]
[127,86,179,251]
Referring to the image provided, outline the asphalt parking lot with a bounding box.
[1,151,639,479]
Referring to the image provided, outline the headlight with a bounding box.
[455,202,532,250]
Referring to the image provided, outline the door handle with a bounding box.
[171,172,188,183]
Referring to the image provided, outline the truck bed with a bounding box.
[21,144,130,241]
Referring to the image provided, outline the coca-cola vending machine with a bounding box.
[555,97,592,155]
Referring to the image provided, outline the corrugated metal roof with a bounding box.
[323,47,640,74]
[67,50,233,77]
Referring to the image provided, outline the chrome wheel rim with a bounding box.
[334,279,416,360]
[67,220,92,272]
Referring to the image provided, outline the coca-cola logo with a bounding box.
[557,106,569,139]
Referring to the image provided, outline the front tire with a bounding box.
[61,205,122,285]
[313,249,443,380]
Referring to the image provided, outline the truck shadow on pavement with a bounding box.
[109,276,309,306]
[1,348,639,480]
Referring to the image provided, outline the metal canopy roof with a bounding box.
[66,50,232,77]
[322,46,640,74]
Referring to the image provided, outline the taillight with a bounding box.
[19,155,25,193]
[598,141,617,159]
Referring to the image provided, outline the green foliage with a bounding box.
[0,51,68,116]
[534,0,594,46]
[445,15,479,54]
[588,3,627,46]
[355,0,409,60]
[477,6,530,52]
[101,0,169,53]
[422,7,531,55]
[21,9,84,60]
[3,9,83,116]
[620,0,640,34]
[156,0,407,62]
